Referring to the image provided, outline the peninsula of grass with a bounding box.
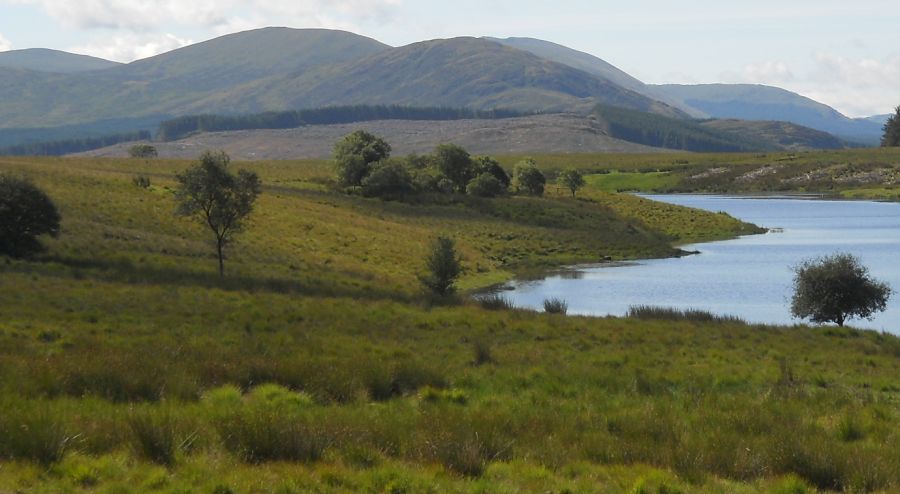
[1,155,899,493]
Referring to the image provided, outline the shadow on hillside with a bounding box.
[10,256,408,302]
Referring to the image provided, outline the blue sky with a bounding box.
[0,0,897,117]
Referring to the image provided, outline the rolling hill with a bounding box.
[0,28,684,133]
[653,84,885,144]
[0,48,121,73]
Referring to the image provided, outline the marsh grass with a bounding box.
[627,305,746,324]
[476,293,516,310]
[542,297,568,314]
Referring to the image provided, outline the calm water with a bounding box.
[503,195,900,332]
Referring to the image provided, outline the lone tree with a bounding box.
[558,168,586,197]
[513,159,546,196]
[333,130,391,186]
[129,144,158,158]
[420,235,462,297]
[0,174,60,257]
[882,106,900,147]
[790,253,891,327]
[175,151,261,276]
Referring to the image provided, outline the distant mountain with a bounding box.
[0,29,684,132]
[487,37,700,116]
[0,28,391,130]
[859,114,890,128]
[216,37,687,117]
[653,84,884,144]
[0,48,121,73]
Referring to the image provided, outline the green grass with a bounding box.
[584,171,681,192]
[2,155,900,492]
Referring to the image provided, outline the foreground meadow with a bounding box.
[2,155,900,493]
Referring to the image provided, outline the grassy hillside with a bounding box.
[2,155,899,492]
[0,48,121,73]
[700,119,846,151]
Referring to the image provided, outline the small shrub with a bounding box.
[543,298,568,314]
[129,144,158,158]
[466,172,505,198]
[836,414,865,442]
[248,383,315,410]
[771,474,811,494]
[132,175,151,188]
[472,339,493,366]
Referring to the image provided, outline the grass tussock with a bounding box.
[542,297,568,314]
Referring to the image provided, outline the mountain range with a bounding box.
[0,27,890,152]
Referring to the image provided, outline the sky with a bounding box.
[0,0,897,117]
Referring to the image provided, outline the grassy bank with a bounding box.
[1,155,899,492]
[497,147,900,200]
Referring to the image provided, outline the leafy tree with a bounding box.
[513,159,546,196]
[361,161,415,198]
[466,172,505,198]
[129,144,158,158]
[882,106,900,147]
[473,156,510,190]
[420,235,462,297]
[790,253,891,327]
[175,151,261,277]
[0,174,60,258]
[433,144,474,193]
[558,168,586,197]
[333,130,391,186]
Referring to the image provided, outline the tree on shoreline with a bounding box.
[790,253,891,327]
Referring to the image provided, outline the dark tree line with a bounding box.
[156,105,530,141]
[0,131,151,157]
[882,106,900,147]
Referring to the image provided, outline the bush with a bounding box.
[128,144,158,158]
[433,143,474,193]
[361,161,415,198]
[466,172,505,198]
[132,175,151,188]
[0,174,61,258]
[543,298,568,314]
[473,156,510,189]
[513,159,546,196]
[334,130,391,186]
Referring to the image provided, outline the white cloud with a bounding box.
[722,60,794,84]
[0,32,12,51]
[717,54,900,117]
[69,32,192,62]
[3,0,400,31]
